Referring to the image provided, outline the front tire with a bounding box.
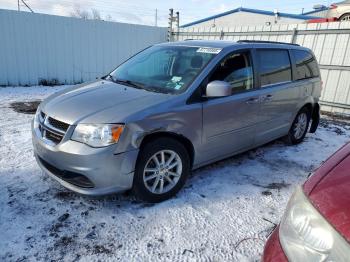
[287,107,311,145]
[132,137,190,203]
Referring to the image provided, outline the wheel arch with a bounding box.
[339,13,350,21]
[303,102,313,115]
[292,102,319,133]
[138,131,195,168]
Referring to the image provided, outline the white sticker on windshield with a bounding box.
[196,47,222,54]
[171,76,182,83]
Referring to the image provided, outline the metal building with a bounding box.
[181,7,319,29]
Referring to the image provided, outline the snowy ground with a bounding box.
[1,85,350,262]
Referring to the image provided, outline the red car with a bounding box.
[263,142,350,261]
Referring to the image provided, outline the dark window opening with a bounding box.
[293,50,320,80]
[257,49,292,86]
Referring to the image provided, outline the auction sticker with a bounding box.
[196,47,222,54]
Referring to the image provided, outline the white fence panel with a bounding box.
[0,9,167,86]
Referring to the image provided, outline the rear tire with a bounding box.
[132,137,190,203]
[339,13,350,21]
[286,107,311,145]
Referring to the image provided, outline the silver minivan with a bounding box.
[32,40,321,202]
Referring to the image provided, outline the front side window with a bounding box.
[293,50,320,80]
[109,45,218,94]
[258,49,292,86]
[209,51,254,94]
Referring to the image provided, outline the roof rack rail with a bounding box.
[184,38,202,41]
[237,40,300,46]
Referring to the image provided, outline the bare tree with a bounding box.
[70,6,91,19]
[105,14,114,22]
[70,6,113,21]
[91,8,101,20]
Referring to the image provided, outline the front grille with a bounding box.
[45,130,63,144]
[37,112,69,145]
[38,156,94,188]
[48,117,69,132]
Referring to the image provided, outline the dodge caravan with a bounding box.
[32,40,321,202]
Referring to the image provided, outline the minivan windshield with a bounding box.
[108,45,219,94]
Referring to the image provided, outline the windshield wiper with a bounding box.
[107,76,170,94]
[114,78,144,89]
[103,73,114,80]
[144,86,171,94]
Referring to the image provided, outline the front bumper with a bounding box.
[262,227,288,262]
[32,122,139,196]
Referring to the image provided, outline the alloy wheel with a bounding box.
[293,113,308,140]
[143,150,183,194]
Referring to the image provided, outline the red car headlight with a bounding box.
[279,186,350,261]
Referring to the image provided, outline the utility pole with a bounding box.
[176,11,180,41]
[168,8,174,42]
[167,9,180,42]
[273,9,278,24]
[17,0,20,11]
[155,9,158,27]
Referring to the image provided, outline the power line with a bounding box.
[21,0,34,13]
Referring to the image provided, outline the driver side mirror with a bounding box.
[205,81,232,98]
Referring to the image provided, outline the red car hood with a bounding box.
[304,142,350,243]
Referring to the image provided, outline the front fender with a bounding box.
[115,103,203,158]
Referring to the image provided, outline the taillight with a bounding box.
[330,4,338,9]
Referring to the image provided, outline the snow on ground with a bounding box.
[0,85,350,262]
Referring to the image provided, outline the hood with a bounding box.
[308,152,350,243]
[41,80,173,125]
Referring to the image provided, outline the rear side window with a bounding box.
[257,49,292,86]
[293,50,320,80]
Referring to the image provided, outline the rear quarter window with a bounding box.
[257,49,292,87]
[293,50,320,80]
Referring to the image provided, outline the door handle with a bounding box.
[245,97,260,104]
[260,94,273,102]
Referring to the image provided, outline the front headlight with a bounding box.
[279,186,350,262]
[71,124,124,147]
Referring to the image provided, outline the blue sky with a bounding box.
[1,0,332,26]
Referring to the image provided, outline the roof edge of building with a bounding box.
[181,7,320,28]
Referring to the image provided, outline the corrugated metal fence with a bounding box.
[177,22,350,115]
[0,9,167,86]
